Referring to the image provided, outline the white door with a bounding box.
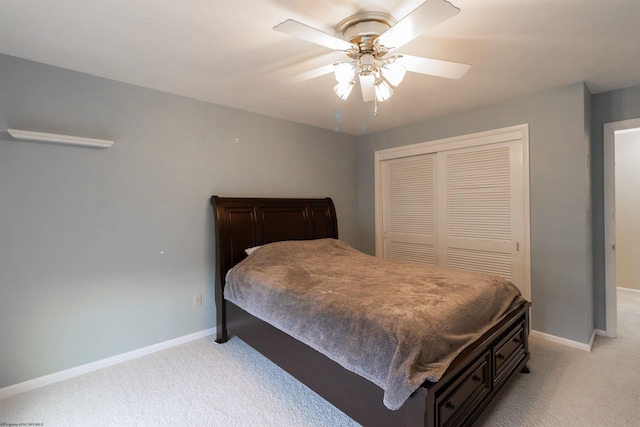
[438,141,524,285]
[381,154,438,265]
[376,125,530,300]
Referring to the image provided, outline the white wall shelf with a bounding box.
[7,128,114,148]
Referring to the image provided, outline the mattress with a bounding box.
[224,238,525,410]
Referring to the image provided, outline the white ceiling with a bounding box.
[2,0,640,136]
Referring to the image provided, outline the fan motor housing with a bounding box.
[335,12,396,45]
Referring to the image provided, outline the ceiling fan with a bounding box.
[274,0,470,103]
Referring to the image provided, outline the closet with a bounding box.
[375,125,530,300]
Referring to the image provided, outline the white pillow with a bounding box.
[245,245,261,255]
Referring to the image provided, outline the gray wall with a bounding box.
[357,82,594,344]
[5,48,638,389]
[0,54,358,388]
[591,84,640,329]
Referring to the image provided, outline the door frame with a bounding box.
[603,117,640,338]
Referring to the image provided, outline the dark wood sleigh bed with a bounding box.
[211,196,531,427]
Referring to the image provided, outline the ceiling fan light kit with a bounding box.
[334,61,357,83]
[333,80,354,100]
[374,77,394,102]
[381,58,407,86]
[274,0,471,105]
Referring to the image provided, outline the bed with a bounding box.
[211,196,531,427]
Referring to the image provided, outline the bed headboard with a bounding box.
[211,196,338,286]
[210,196,338,343]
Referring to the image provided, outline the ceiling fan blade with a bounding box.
[377,0,460,50]
[282,63,335,83]
[274,19,356,51]
[359,74,375,102]
[401,54,471,79]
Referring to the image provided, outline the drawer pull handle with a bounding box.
[496,354,506,361]
[512,338,521,344]
[445,401,456,411]
[472,374,482,383]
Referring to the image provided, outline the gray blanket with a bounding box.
[225,239,525,410]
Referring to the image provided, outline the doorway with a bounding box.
[603,118,640,338]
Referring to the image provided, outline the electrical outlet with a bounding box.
[194,293,202,307]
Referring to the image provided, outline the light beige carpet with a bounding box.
[1,288,639,426]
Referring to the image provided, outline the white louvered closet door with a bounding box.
[379,137,526,295]
[382,154,437,265]
[438,141,523,285]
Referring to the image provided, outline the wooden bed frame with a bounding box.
[211,196,531,427]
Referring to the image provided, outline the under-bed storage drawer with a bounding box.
[436,351,491,427]
[493,320,526,387]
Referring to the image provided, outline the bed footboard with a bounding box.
[225,299,530,427]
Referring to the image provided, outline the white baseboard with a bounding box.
[0,325,607,399]
[530,329,594,352]
[0,328,215,400]
[588,329,597,350]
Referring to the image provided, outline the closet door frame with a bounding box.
[374,124,531,301]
